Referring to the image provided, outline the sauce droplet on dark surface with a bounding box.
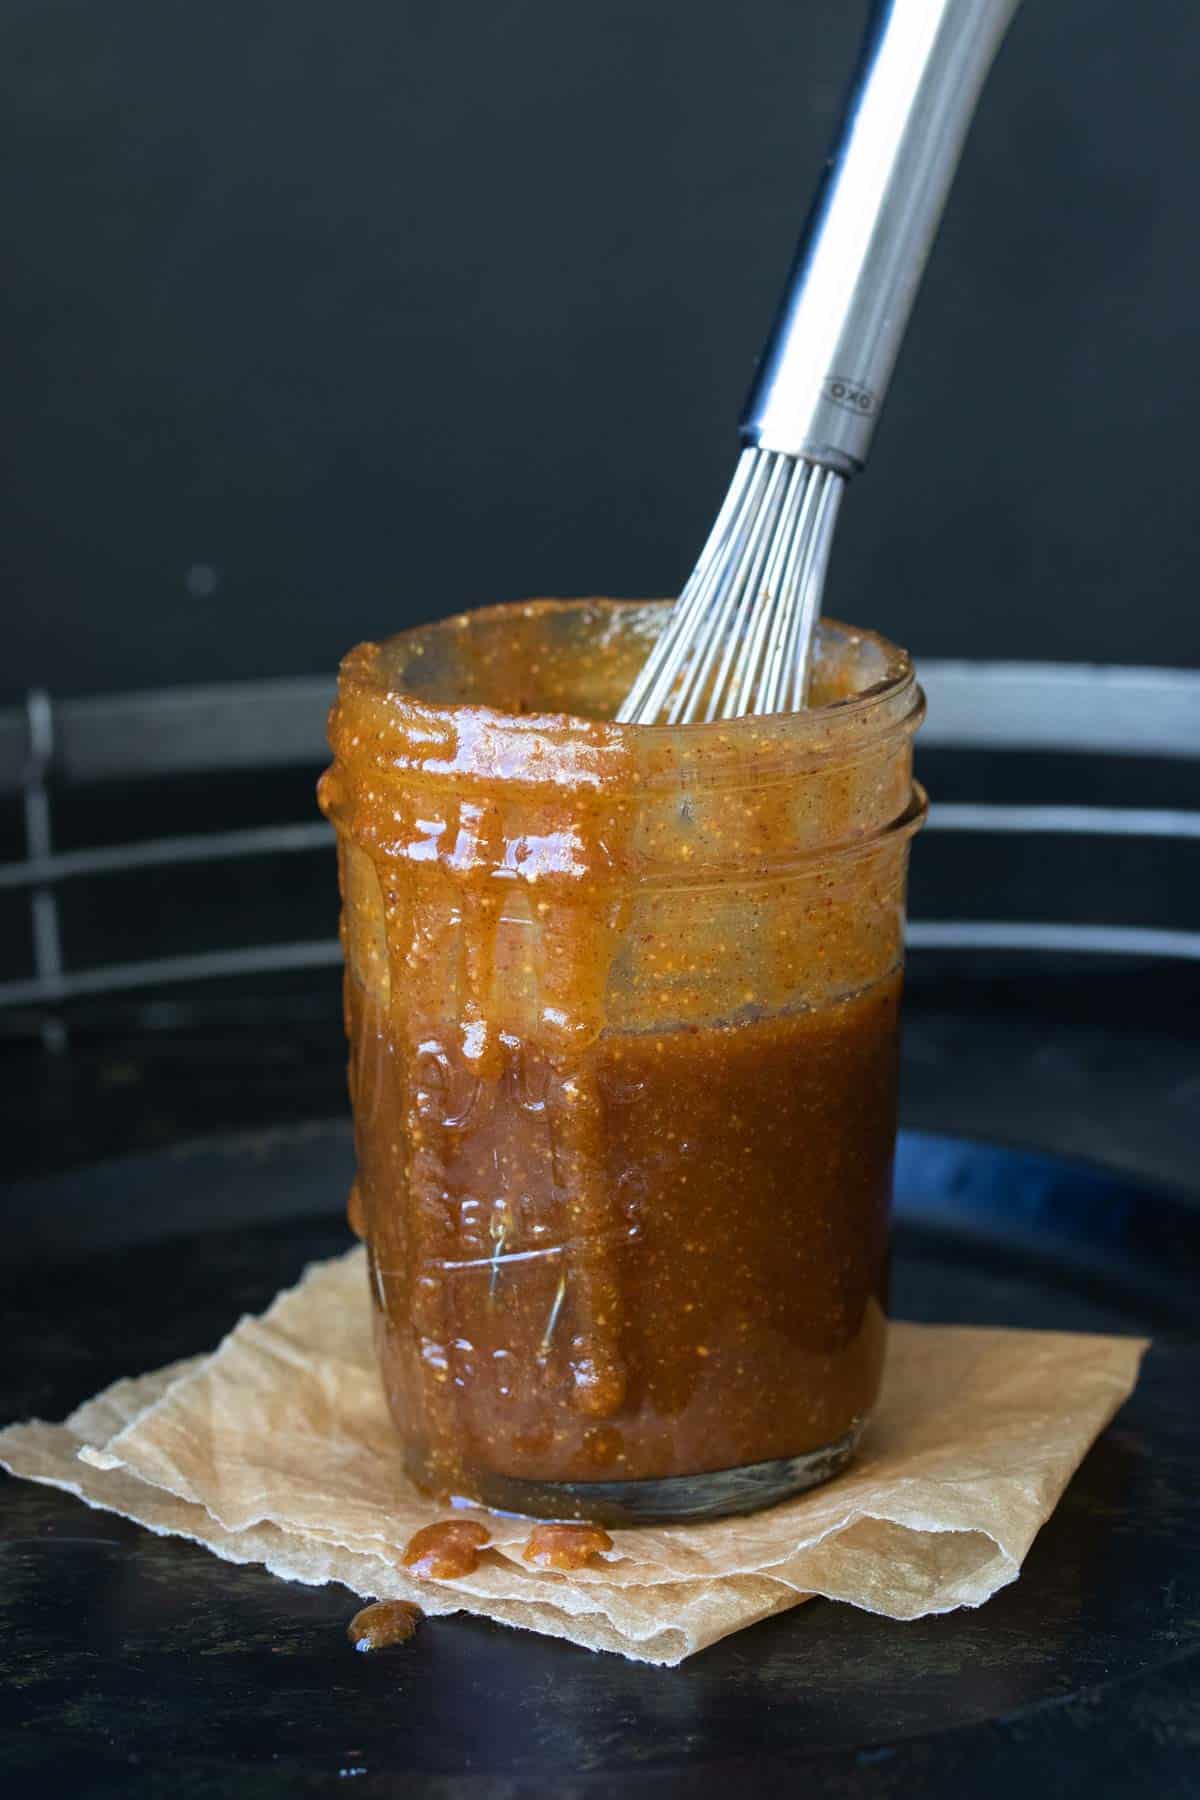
[402,1519,491,1579]
[521,1523,614,1570]
[347,1599,423,1651]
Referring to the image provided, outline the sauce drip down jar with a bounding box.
[319,599,925,1523]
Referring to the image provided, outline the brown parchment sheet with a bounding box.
[0,1249,1146,1665]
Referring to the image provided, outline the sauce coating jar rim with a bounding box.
[328,598,925,803]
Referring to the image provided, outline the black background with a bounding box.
[4,0,1199,701]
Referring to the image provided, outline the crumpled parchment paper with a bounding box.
[0,1248,1146,1665]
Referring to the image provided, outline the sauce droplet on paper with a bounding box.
[402,1519,491,1579]
[521,1522,613,1570]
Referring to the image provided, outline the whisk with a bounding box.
[617,0,1023,727]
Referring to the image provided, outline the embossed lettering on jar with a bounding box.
[319,599,925,1524]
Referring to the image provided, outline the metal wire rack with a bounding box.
[2,662,1198,1044]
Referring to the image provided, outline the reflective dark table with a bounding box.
[2,985,1198,1799]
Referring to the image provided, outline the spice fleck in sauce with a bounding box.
[522,1523,614,1570]
[321,599,924,1519]
[402,1519,491,1579]
[347,1599,423,1651]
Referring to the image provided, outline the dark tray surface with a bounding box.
[2,1127,1198,1798]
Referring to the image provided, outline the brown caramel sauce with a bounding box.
[347,1598,423,1651]
[521,1522,614,1570]
[349,977,896,1490]
[321,601,921,1509]
[347,1179,366,1240]
[402,1519,491,1579]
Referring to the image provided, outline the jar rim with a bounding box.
[338,597,919,752]
[323,599,924,862]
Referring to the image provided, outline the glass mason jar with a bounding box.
[319,599,925,1524]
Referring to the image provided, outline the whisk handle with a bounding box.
[741,0,1022,474]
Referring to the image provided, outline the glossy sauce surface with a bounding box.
[522,1523,614,1570]
[347,974,897,1493]
[401,1520,491,1579]
[347,1599,423,1651]
[321,600,922,1512]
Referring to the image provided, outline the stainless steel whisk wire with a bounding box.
[619,452,844,725]
[617,0,1023,727]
